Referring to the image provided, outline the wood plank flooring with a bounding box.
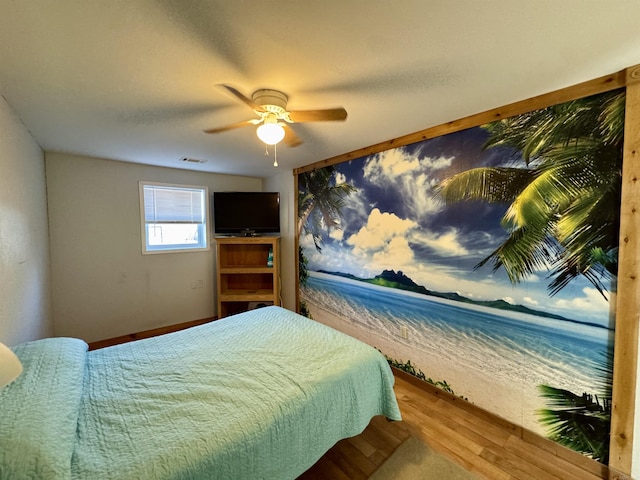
[300,369,631,480]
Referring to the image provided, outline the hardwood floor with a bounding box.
[300,369,631,480]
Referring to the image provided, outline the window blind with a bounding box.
[143,185,205,224]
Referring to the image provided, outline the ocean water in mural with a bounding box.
[298,90,622,457]
[304,274,613,400]
[301,272,612,434]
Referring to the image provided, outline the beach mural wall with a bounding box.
[297,88,623,463]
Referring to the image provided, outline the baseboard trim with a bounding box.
[87,316,217,350]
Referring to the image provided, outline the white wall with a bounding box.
[0,96,53,346]
[264,170,296,311]
[46,152,262,342]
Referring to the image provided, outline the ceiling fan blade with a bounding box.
[203,118,260,134]
[288,107,347,123]
[217,84,259,110]
[282,124,303,147]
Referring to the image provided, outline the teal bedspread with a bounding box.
[0,338,88,479]
[1,306,401,479]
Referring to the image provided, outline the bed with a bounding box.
[0,306,401,480]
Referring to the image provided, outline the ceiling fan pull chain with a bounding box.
[262,143,277,167]
[273,143,278,167]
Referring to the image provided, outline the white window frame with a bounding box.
[139,181,210,254]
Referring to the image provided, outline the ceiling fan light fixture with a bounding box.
[256,121,285,145]
[206,85,346,149]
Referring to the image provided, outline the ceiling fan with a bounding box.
[203,85,348,147]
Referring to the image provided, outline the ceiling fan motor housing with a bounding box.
[252,89,288,110]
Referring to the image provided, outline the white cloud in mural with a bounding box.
[341,185,369,224]
[424,154,454,170]
[412,228,468,257]
[363,147,453,181]
[329,226,344,241]
[523,296,539,306]
[401,172,442,219]
[362,148,454,219]
[409,263,498,300]
[301,211,419,280]
[300,235,366,276]
[299,234,315,251]
[343,208,419,274]
[522,273,542,283]
[334,171,346,183]
[363,148,420,179]
[503,296,515,305]
[347,208,417,252]
[553,287,609,316]
[371,236,415,270]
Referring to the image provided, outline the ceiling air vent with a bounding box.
[180,157,208,164]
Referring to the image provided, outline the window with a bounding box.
[139,182,209,254]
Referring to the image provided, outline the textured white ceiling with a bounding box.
[1,1,639,177]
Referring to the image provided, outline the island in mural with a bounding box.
[298,89,623,463]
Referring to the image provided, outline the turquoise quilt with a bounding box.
[0,337,87,479]
[1,306,401,479]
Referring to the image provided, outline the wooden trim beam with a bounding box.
[293,172,301,312]
[610,64,640,474]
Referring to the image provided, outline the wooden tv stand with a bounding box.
[215,236,280,318]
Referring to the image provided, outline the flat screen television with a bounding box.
[213,191,280,236]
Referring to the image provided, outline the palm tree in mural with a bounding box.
[433,90,624,298]
[434,90,623,462]
[298,166,356,316]
[537,349,613,463]
[298,166,356,252]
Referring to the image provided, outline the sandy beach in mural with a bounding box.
[303,296,549,436]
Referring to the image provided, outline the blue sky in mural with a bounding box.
[300,126,613,327]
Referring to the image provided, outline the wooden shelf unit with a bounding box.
[215,236,280,318]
